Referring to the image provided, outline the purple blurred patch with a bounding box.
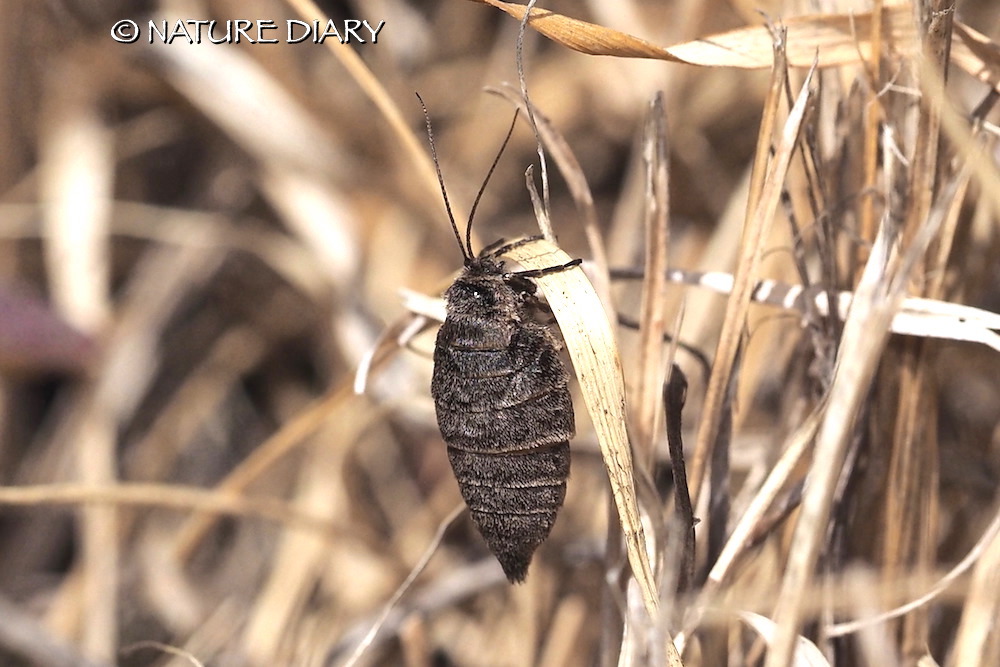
[0,283,98,378]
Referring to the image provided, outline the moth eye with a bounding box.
[477,289,496,306]
[465,284,495,306]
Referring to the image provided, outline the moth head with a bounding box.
[445,263,517,317]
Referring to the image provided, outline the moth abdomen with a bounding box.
[433,358,566,413]
[445,444,570,487]
[466,509,563,583]
[448,443,571,582]
[455,461,567,514]
[432,327,553,383]
[439,319,515,350]
[436,399,572,453]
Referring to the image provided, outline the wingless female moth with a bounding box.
[418,94,581,582]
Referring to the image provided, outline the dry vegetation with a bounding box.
[2,0,1000,665]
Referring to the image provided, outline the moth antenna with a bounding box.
[416,92,470,262]
[466,109,519,257]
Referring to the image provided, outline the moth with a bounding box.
[418,95,580,582]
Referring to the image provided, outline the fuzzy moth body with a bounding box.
[431,255,574,582]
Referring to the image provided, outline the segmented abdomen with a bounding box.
[432,323,574,582]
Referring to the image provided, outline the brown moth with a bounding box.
[418,94,579,582]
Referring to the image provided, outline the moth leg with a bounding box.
[478,237,510,257]
[505,274,538,296]
[522,291,557,325]
[482,234,544,259]
[507,259,582,326]
[507,258,582,280]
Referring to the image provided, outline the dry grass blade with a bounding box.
[119,640,205,667]
[354,311,431,394]
[399,288,448,323]
[882,11,954,651]
[880,308,1000,350]
[40,59,116,661]
[470,0,691,60]
[739,612,830,667]
[614,268,1000,349]
[169,381,361,563]
[826,497,1000,639]
[689,48,816,508]
[668,7,919,69]
[0,483,334,533]
[343,504,465,667]
[536,597,588,666]
[858,0,886,256]
[284,0,449,220]
[241,421,355,662]
[950,509,1000,666]
[685,34,789,508]
[764,160,965,667]
[500,238,658,619]
[953,22,1000,88]
[40,67,111,334]
[633,93,670,467]
[922,54,1000,221]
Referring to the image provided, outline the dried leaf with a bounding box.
[470,0,996,88]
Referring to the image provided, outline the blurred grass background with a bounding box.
[1,0,1000,665]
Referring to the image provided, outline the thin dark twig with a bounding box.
[664,363,696,593]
